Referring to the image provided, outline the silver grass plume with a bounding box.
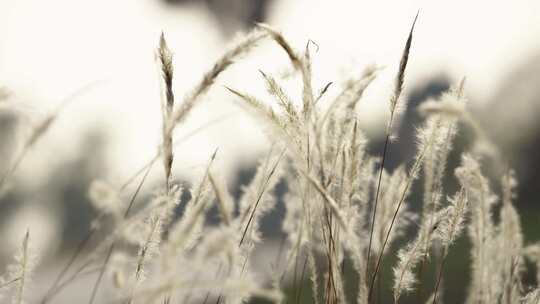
[257,24,314,118]
[455,154,498,304]
[431,190,469,304]
[499,170,524,304]
[209,172,234,226]
[366,13,419,294]
[393,207,449,303]
[167,28,268,135]
[156,32,175,189]
[4,230,39,304]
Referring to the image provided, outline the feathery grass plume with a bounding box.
[0,277,19,301]
[366,12,419,289]
[138,226,262,303]
[225,86,302,153]
[419,118,448,222]
[313,113,338,184]
[195,226,236,262]
[393,206,449,303]
[416,83,465,296]
[209,172,234,226]
[431,189,469,304]
[306,246,321,304]
[314,67,378,190]
[166,173,213,252]
[525,244,540,285]
[522,288,540,304]
[280,174,308,276]
[131,275,282,304]
[370,167,408,250]
[58,170,169,302]
[418,77,466,119]
[418,97,467,118]
[164,150,217,275]
[418,83,464,263]
[435,190,468,257]
[157,32,174,115]
[88,180,123,219]
[419,80,465,213]
[300,39,315,117]
[340,65,379,122]
[216,148,285,303]
[303,171,348,230]
[420,117,449,209]
[116,187,186,304]
[392,236,424,303]
[259,69,302,125]
[167,28,268,135]
[343,121,371,207]
[340,124,374,280]
[43,157,156,304]
[303,140,351,304]
[499,170,523,304]
[346,228,369,304]
[413,92,461,301]
[126,187,181,294]
[0,114,55,188]
[4,230,39,304]
[319,65,379,135]
[418,80,498,159]
[43,175,177,303]
[389,11,419,118]
[256,23,301,70]
[156,32,175,189]
[338,145,376,304]
[455,154,499,304]
[369,104,434,300]
[237,147,285,246]
[257,23,314,117]
[0,82,98,193]
[127,220,165,303]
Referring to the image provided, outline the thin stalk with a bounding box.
[296,256,309,304]
[0,82,99,190]
[239,149,286,246]
[367,10,419,283]
[88,244,115,304]
[119,113,232,191]
[0,277,20,289]
[42,226,97,303]
[44,162,153,303]
[366,125,392,279]
[368,140,427,301]
[87,160,154,304]
[432,252,448,304]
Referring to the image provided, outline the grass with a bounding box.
[0,18,539,304]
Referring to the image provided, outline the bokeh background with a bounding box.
[0,0,540,303]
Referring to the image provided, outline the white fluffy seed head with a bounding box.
[88,180,122,216]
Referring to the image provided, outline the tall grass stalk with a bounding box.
[367,12,419,301]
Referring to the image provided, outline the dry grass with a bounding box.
[1,19,539,304]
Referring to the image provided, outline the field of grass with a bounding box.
[1,17,540,304]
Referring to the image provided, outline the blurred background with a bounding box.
[0,0,539,303]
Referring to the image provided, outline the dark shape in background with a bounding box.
[162,0,273,36]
